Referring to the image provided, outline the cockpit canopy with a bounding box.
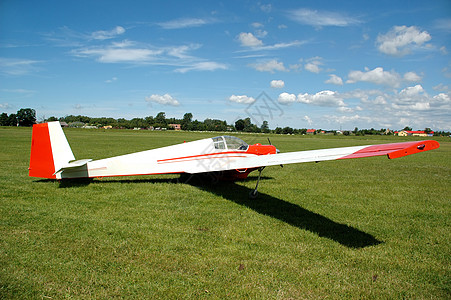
[212,136,249,151]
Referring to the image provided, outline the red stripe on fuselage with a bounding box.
[157,151,254,164]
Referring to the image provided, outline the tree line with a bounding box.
[1,108,450,136]
[0,108,36,127]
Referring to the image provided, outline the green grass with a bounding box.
[1,126,450,299]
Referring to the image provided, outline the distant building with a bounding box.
[306,129,316,134]
[169,124,181,130]
[59,122,69,127]
[395,130,434,137]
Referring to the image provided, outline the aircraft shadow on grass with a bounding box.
[46,174,382,249]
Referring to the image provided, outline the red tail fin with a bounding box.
[29,123,56,178]
[29,122,75,179]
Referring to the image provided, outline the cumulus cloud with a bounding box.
[376,26,431,56]
[277,90,346,107]
[145,94,180,106]
[297,90,346,107]
[288,8,361,27]
[305,62,321,73]
[249,59,287,73]
[278,92,296,104]
[347,67,401,87]
[403,71,422,82]
[228,95,256,104]
[347,67,422,87]
[238,32,263,47]
[325,74,343,85]
[270,80,285,88]
[91,26,125,40]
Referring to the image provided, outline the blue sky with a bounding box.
[1,0,450,130]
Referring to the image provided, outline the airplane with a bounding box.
[29,121,440,198]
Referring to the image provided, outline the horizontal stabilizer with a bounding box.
[53,159,92,175]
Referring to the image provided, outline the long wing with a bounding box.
[187,140,440,174]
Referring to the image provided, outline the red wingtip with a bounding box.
[388,140,440,159]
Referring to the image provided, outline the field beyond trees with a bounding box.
[1,127,450,298]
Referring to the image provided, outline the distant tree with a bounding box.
[16,108,36,126]
[181,113,193,130]
[130,118,147,128]
[0,113,8,126]
[424,127,432,134]
[274,127,282,134]
[145,116,154,127]
[46,116,59,122]
[282,126,293,134]
[403,126,412,131]
[235,119,245,131]
[261,120,270,133]
[155,112,167,127]
[7,113,18,126]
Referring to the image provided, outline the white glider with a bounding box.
[29,121,440,197]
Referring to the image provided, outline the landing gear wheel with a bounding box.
[249,190,259,199]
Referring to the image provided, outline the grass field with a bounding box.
[1,126,450,299]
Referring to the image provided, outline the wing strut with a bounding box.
[249,167,265,199]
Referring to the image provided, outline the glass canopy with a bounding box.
[211,136,249,151]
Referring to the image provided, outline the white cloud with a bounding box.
[91,26,125,40]
[73,41,161,63]
[105,76,118,83]
[252,22,264,28]
[278,92,296,104]
[260,4,272,13]
[238,32,263,47]
[398,85,427,100]
[228,95,255,104]
[347,67,401,87]
[145,94,180,106]
[73,41,225,73]
[376,26,431,56]
[255,41,304,51]
[175,61,227,73]
[297,90,346,107]
[250,59,287,73]
[303,115,313,125]
[347,67,423,87]
[0,58,41,76]
[434,18,451,32]
[433,83,449,91]
[167,44,200,59]
[288,8,361,27]
[270,80,285,88]
[158,18,210,29]
[305,62,321,73]
[325,74,343,85]
[0,103,12,109]
[403,71,422,82]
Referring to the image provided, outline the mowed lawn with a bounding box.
[0,126,449,299]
